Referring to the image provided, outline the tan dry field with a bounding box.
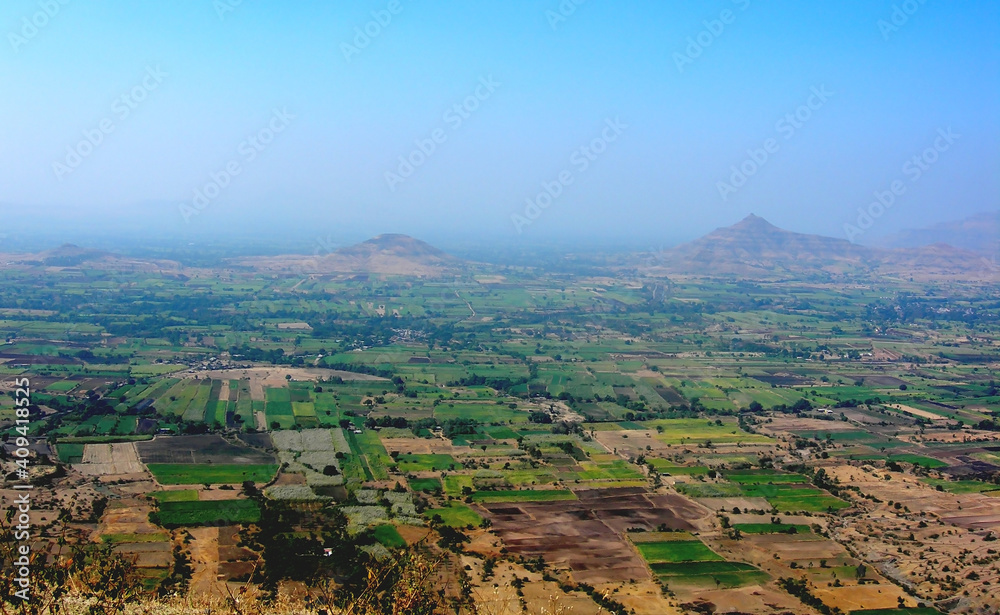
[888,403,950,421]
[217,525,258,583]
[188,527,221,595]
[743,532,847,563]
[592,430,664,458]
[689,585,805,614]
[693,496,772,512]
[466,559,624,615]
[604,581,681,615]
[826,465,1000,530]
[729,513,822,527]
[395,523,431,546]
[76,442,147,477]
[113,541,173,568]
[594,428,774,461]
[197,487,245,501]
[701,529,915,613]
[179,366,387,401]
[271,471,307,486]
[98,497,173,568]
[813,585,913,612]
[175,526,260,594]
[0,487,64,528]
[764,416,866,433]
[919,429,1000,444]
[825,464,1000,610]
[112,478,158,495]
[217,379,230,403]
[380,436,470,456]
[98,497,161,537]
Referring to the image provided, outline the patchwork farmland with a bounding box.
[2,257,998,614]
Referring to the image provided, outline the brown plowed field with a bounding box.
[482,487,708,584]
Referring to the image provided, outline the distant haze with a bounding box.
[1,1,998,248]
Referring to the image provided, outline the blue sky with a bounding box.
[1,0,997,248]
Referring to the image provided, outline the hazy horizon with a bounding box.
[2,0,998,248]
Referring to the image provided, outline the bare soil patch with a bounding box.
[136,435,275,465]
[187,527,220,595]
[695,497,772,512]
[889,403,949,421]
[482,487,701,584]
[814,585,912,612]
[76,442,147,476]
[217,379,230,403]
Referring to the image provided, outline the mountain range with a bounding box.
[2,214,996,280]
[637,213,995,280]
[875,211,998,255]
[233,234,458,276]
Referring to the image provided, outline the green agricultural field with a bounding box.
[733,523,811,535]
[651,562,762,576]
[503,468,558,486]
[647,459,709,475]
[408,477,442,492]
[425,502,483,528]
[95,415,119,435]
[433,403,522,425]
[674,483,743,498]
[443,474,474,496]
[724,469,811,484]
[740,483,850,512]
[395,453,458,472]
[266,401,295,429]
[7,241,1000,605]
[56,443,85,464]
[292,401,316,417]
[839,453,949,469]
[265,388,291,402]
[349,431,393,480]
[481,425,519,440]
[650,561,770,588]
[45,380,79,392]
[921,478,1000,494]
[647,418,773,445]
[151,499,260,527]
[888,454,949,468]
[636,540,724,563]
[372,524,407,548]
[147,464,278,485]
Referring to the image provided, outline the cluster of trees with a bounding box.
[866,295,998,326]
[364,415,410,429]
[447,373,528,393]
[769,398,815,414]
[777,577,843,615]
